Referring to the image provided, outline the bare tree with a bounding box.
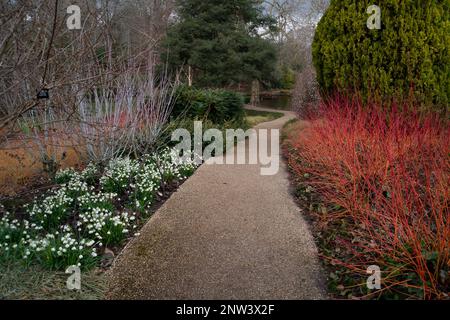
[263,0,329,68]
[262,0,328,114]
[291,65,320,117]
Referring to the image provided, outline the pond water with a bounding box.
[257,95,292,111]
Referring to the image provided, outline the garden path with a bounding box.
[106,105,327,299]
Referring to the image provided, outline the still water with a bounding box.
[258,95,292,111]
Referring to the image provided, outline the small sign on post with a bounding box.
[37,88,50,100]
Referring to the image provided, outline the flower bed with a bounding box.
[284,96,449,299]
[0,149,199,271]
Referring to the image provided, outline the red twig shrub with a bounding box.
[286,96,449,299]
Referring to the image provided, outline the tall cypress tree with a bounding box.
[162,0,277,87]
[312,0,449,111]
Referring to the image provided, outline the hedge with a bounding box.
[312,0,449,112]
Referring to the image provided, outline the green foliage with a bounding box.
[163,0,277,86]
[100,158,139,196]
[172,85,246,125]
[312,0,450,111]
[54,168,77,185]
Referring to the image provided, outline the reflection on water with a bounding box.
[258,95,292,111]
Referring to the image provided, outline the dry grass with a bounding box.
[0,261,105,300]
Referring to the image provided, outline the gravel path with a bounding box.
[106,105,327,300]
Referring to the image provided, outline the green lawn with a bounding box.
[245,109,284,127]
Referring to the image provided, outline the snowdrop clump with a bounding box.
[0,212,31,262]
[78,208,136,246]
[100,158,141,195]
[131,163,161,213]
[0,211,97,269]
[78,191,117,212]
[151,149,199,183]
[0,148,200,270]
[27,227,98,270]
[55,163,98,185]
[27,190,74,231]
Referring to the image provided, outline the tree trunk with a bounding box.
[188,65,193,87]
